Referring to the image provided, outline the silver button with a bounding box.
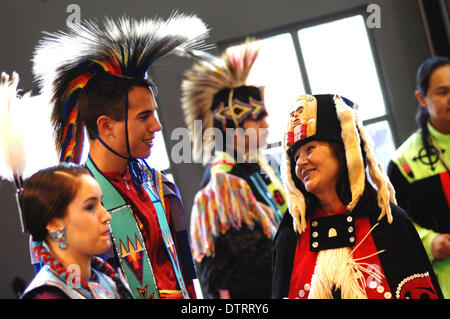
[348,226,354,233]
[349,236,355,243]
[312,231,318,238]
[368,280,378,289]
[347,216,353,222]
[384,292,392,299]
[312,221,318,227]
[298,289,305,297]
[312,242,318,248]
[304,283,311,291]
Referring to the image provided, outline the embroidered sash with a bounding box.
[142,168,189,299]
[85,156,159,299]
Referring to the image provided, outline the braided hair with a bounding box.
[415,56,450,170]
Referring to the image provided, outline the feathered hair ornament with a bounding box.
[0,72,31,232]
[33,13,209,163]
[181,39,265,163]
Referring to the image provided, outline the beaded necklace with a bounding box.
[32,241,122,293]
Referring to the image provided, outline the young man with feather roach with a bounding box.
[31,14,209,299]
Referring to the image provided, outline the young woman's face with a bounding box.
[294,140,340,197]
[60,174,111,257]
[416,65,450,133]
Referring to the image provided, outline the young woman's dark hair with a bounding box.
[77,71,156,140]
[415,56,450,170]
[20,163,91,241]
[329,142,352,206]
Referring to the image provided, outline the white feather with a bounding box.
[0,72,58,182]
[159,12,209,45]
[32,14,209,97]
[0,72,27,181]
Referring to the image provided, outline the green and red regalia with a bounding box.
[388,122,450,298]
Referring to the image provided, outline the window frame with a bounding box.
[217,5,401,149]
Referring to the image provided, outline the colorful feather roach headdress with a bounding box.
[33,13,209,164]
[181,39,266,163]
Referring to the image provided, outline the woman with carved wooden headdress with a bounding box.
[272,93,443,299]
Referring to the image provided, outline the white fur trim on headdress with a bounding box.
[334,95,366,212]
[353,108,395,223]
[281,136,307,233]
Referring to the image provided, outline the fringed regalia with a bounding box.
[181,41,287,298]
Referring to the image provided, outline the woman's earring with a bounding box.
[49,228,68,249]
